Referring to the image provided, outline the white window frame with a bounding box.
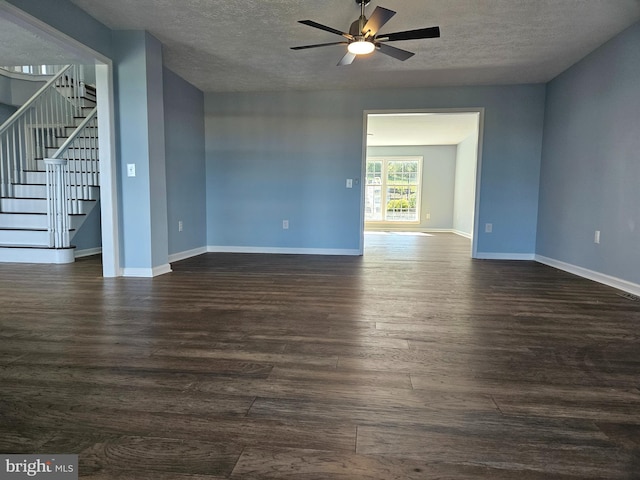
[365,156,423,224]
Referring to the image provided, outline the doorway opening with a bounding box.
[0,3,119,276]
[361,110,483,257]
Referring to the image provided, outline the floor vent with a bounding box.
[617,292,640,302]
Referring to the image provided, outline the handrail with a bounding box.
[0,65,72,134]
[52,107,97,158]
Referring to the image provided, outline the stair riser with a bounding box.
[49,137,99,149]
[0,213,85,230]
[44,147,99,158]
[13,184,100,200]
[0,213,47,229]
[55,86,96,102]
[0,198,47,214]
[0,229,50,247]
[0,198,94,215]
[28,113,94,130]
[23,172,46,184]
[24,171,100,185]
[64,126,98,136]
[36,158,100,171]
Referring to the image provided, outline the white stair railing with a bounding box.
[45,108,99,248]
[0,64,86,197]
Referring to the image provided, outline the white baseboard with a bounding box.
[75,247,102,258]
[122,263,172,277]
[365,228,471,236]
[168,246,207,263]
[207,246,361,256]
[474,252,536,260]
[452,229,472,239]
[535,255,640,297]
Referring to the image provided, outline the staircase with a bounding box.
[0,65,99,264]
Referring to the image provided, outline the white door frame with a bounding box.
[361,108,485,258]
[0,2,120,276]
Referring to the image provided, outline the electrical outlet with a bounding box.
[178,221,183,232]
[426,213,431,220]
[282,220,289,230]
[594,230,600,244]
[485,223,493,233]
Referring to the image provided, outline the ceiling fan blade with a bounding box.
[362,6,396,37]
[299,20,353,40]
[337,52,357,66]
[377,26,441,42]
[377,43,415,61]
[291,41,348,51]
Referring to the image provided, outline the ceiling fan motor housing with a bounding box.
[349,16,368,37]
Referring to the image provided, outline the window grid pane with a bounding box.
[385,160,419,222]
[365,161,383,221]
[365,158,421,223]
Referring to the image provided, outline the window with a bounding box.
[365,156,422,223]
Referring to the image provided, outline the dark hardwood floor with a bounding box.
[1,232,639,479]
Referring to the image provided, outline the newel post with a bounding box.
[44,158,70,248]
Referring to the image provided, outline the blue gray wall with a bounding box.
[72,202,102,252]
[0,75,14,124]
[205,85,545,255]
[366,145,457,231]
[164,67,206,256]
[0,74,45,110]
[0,103,16,124]
[113,30,169,270]
[537,22,640,284]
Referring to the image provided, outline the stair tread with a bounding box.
[0,227,49,232]
[1,197,97,201]
[1,213,93,217]
[0,244,76,250]
[0,227,75,231]
[55,135,97,139]
[45,146,99,149]
[0,212,46,215]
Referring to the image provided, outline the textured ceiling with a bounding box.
[3,1,640,93]
[66,0,640,92]
[0,15,88,67]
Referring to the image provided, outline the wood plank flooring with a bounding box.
[1,232,639,479]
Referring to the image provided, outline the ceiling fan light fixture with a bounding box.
[348,39,375,55]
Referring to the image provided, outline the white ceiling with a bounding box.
[2,1,640,93]
[367,113,479,146]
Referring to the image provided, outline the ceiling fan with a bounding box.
[291,0,441,66]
